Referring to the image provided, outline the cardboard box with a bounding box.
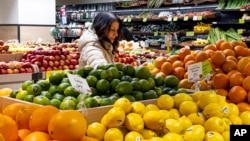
[0,53,23,62]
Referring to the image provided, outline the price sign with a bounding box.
[123,18,128,22]
[184,16,189,21]
[168,17,172,22]
[193,16,198,21]
[237,29,243,34]
[143,17,147,22]
[187,62,202,83]
[239,18,245,24]
[240,9,246,11]
[160,32,165,36]
[128,17,132,22]
[154,31,159,36]
[67,73,92,94]
[186,31,194,36]
[197,16,202,21]
[173,16,178,21]
[62,16,67,24]
[202,60,212,78]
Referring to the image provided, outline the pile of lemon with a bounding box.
[85,91,250,141]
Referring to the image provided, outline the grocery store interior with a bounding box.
[1,0,250,141]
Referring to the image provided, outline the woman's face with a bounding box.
[106,21,119,43]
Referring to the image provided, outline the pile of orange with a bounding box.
[0,103,95,141]
[151,40,250,112]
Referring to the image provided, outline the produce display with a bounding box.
[0,40,10,54]
[0,61,33,74]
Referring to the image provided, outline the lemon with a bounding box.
[143,110,165,131]
[106,107,125,128]
[222,131,230,141]
[197,91,217,110]
[204,117,225,133]
[169,109,181,119]
[179,101,198,116]
[157,95,174,110]
[191,91,203,102]
[239,111,250,124]
[228,115,242,125]
[163,133,184,141]
[113,98,132,114]
[219,102,230,118]
[202,103,224,119]
[101,114,108,127]
[204,131,224,141]
[187,112,205,125]
[104,128,123,141]
[173,93,193,109]
[87,122,106,141]
[184,125,205,141]
[159,110,171,120]
[150,137,165,141]
[125,113,144,132]
[216,95,227,104]
[131,102,146,116]
[178,116,192,132]
[228,103,239,116]
[145,104,159,112]
[125,131,144,141]
[140,129,157,139]
[222,118,231,131]
[163,119,183,134]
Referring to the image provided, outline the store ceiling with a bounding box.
[56,0,131,6]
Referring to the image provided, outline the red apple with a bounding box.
[54,61,60,67]
[53,66,58,70]
[0,69,7,74]
[43,56,50,61]
[55,55,60,61]
[49,56,55,61]
[26,68,33,73]
[36,55,44,61]
[63,65,69,70]
[69,65,75,70]
[7,69,14,74]
[55,50,61,55]
[46,67,52,71]
[59,60,65,66]
[62,50,70,55]
[0,62,8,69]
[42,60,49,67]
[41,50,49,55]
[49,61,54,67]
[23,62,32,68]
[31,58,37,64]
[0,40,4,46]
[58,66,63,70]
[66,55,71,60]
[34,61,42,67]
[19,68,26,73]
[14,62,24,69]
[60,55,66,60]
[65,60,70,65]
[40,67,46,72]
[70,59,78,66]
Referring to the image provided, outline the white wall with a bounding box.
[0,0,19,24]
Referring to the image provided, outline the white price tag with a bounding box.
[62,16,67,24]
[67,73,92,94]
[193,16,198,21]
[168,17,172,22]
[187,62,202,83]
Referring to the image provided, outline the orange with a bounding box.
[223,49,235,57]
[211,73,229,89]
[229,71,244,87]
[167,55,180,64]
[178,47,191,61]
[243,62,250,76]
[153,56,168,69]
[242,76,250,91]
[228,86,247,104]
[0,113,18,141]
[48,110,87,141]
[226,56,237,63]
[184,72,188,79]
[172,60,184,68]
[229,40,241,48]
[222,60,237,73]
[183,54,195,63]
[215,89,228,97]
[239,41,248,48]
[227,70,239,78]
[204,49,215,58]
[2,103,25,120]
[248,91,250,104]
[178,78,193,89]
[150,68,160,76]
[172,67,185,80]
[203,44,216,51]
[18,129,31,141]
[155,71,167,78]
[237,102,250,113]
[191,80,207,91]
[0,133,5,141]
[211,50,226,66]
[29,106,59,132]
[215,39,225,50]
[160,62,173,75]
[195,50,208,62]
[234,45,250,57]
[237,57,250,72]
[80,136,99,141]
[184,60,196,70]
[23,131,50,141]
[220,41,233,50]
[16,104,41,130]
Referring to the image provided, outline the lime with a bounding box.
[63,96,77,103]
[49,71,64,85]
[73,68,85,77]
[154,87,163,97]
[162,87,172,94]
[57,82,71,94]
[83,65,94,76]
[100,70,113,81]
[109,94,120,102]
[84,97,99,108]
[99,97,114,106]
[123,64,135,76]
[16,90,28,100]
[63,69,73,75]
[97,64,109,70]
[23,94,34,102]
[123,95,136,102]
[26,84,42,96]
[116,81,133,96]
[135,66,151,79]
[154,75,165,87]
[143,90,158,100]
[120,75,132,82]
[61,77,70,83]
[76,100,91,109]
[177,88,188,93]
[64,86,80,97]
[96,79,110,94]
[114,62,124,71]
[164,75,180,88]
[93,95,102,103]
[168,89,178,96]
[76,93,91,102]
[52,93,65,101]
[139,79,150,92]
[36,79,50,91]
[60,99,76,110]
[148,77,156,89]
[49,99,61,109]
[9,89,19,98]
[108,67,120,79]
[21,80,34,90]
[86,75,98,87]
[40,91,52,99]
[90,87,99,96]
[48,85,59,95]
[33,95,50,105]
[110,79,121,92]
[88,69,101,79]
[131,91,144,101]
[118,71,124,79]
[131,80,142,91]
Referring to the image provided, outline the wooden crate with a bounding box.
[0,96,157,124]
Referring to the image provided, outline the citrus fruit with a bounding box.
[197,91,218,110]
[36,79,50,91]
[184,125,205,141]
[64,86,80,97]
[120,75,133,82]
[187,112,205,125]
[135,66,151,79]
[87,122,106,141]
[154,75,165,87]
[52,93,65,101]
[63,96,77,103]
[143,90,158,100]
[84,97,99,108]
[163,118,183,134]
[143,110,165,130]
[204,131,224,141]
[154,87,163,97]
[33,95,50,105]
[57,82,71,94]
[16,90,28,100]
[131,91,144,101]
[159,110,171,120]
[164,75,180,88]
[179,101,198,116]
[140,129,157,139]
[0,113,19,141]
[82,65,94,76]
[40,91,52,99]
[116,81,133,95]
[173,93,193,109]
[163,133,184,141]
[48,110,88,141]
[23,131,50,141]
[49,71,64,85]
[100,70,113,81]
[139,79,151,92]
[99,97,114,106]
[105,107,125,128]
[26,84,42,96]
[131,102,146,116]
[122,95,136,102]
[114,62,124,71]
[88,69,101,79]
[21,80,34,90]
[108,67,120,79]
[157,94,174,110]
[113,97,132,114]
[110,79,121,92]
[124,131,144,141]
[123,64,135,76]
[169,109,181,119]
[59,99,76,110]
[9,89,19,98]
[239,111,250,124]
[202,103,224,119]
[2,103,25,120]
[48,85,59,95]
[23,95,35,102]
[178,115,192,132]
[204,117,225,133]
[125,113,144,132]
[104,128,123,141]
[96,79,110,94]
[73,68,85,77]
[49,99,61,109]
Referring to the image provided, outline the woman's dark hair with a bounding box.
[92,12,123,53]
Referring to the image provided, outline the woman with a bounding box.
[78,12,124,68]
